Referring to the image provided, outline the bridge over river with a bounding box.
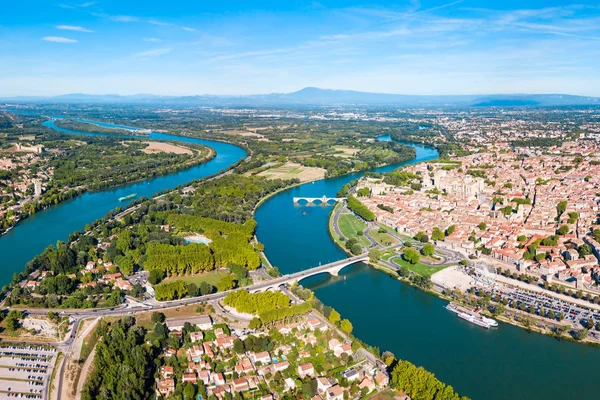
[293,195,343,204]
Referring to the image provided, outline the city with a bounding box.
[1,1,600,400]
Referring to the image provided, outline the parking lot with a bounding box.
[495,287,600,328]
[0,344,57,399]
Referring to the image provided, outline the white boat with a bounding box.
[481,316,498,327]
[458,312,492,329]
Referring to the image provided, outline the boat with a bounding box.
[118,193,137,202]
[458,312,492,329]
[446,302,498,328]
[445,303,459,313]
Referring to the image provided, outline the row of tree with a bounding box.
[347,195,375,221]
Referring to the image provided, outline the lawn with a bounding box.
[163,270,229,287]
[369,229,398,246]
[338,213,370,246]
[391,256,449,277]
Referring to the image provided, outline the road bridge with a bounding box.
[293,196,343,204]
[248,253,370,292]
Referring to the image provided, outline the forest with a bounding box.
[82,317,156,400]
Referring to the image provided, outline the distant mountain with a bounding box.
[1,88,598,107]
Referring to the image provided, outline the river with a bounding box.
[255,137,600,400]
[2,121,599,399]
[0,118,247,285]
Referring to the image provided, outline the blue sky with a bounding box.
[1,0,599,96]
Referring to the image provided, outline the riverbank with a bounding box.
[0,144,216,239]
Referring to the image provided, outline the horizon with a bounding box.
[2,86,600,99]
[2,1,600,97]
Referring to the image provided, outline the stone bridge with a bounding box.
[293,196,343,204]
[249,253,370,293]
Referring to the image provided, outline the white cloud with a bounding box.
[134,48,172,58]
[144,37,164,42]
[181,26,197,32]
[42,36,78,43]
[56,25,94,33]
[110,15,139,22]
[148,20,173,27]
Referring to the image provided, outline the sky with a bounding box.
[1,0,599,96]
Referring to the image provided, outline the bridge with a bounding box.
[249,253,370,292]
[293,195,343,204]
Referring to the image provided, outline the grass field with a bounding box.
[369,229,398,246]
[391,256,449,277]
[163,270,229,287]
[258,162,326,183]
[338,213,370,246]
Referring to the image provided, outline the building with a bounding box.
[166,315,213,331]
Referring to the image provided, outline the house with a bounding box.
[273,361,290,372]
[26,280,39,289]
[215,327,225,337]
[114,278,133,291]
[213,373,226,386]
[211,384,232,399]
[251,351,271,365]
[166,315,213,331]
[182,372,197,384]
[216,335,234,349]
[284,378,296,391]
[103,272,122,282]
[307,318,328,332]
[317,377,332,393]
[235,358,254,374]
[298,362,315,378]
[359,377,375,391]
[342,369,360,382]
[187,345,204,362]
[203,342,214,357]
[190,331,204,342]
[198,370,211,385]
[233,378,250,392]
[164,348,176,357]
[374,370,389,386]
[156,378,175,397]
[325,385,345,400]
[160,366,174,378]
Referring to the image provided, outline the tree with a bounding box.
[478,222,487,231]
[398,266,410,278]
[369,249,380,263]
[556,200,568,217]
[233,339,245,354]
[217,275,236,292]
[403,248,420,265]
[198,281,215,296]
[329,309,341,325]
[151,312,165,324]
[350,243,362,255]
[446,225,456,236]
[421,243,434,257]
[249,318,262,330]
[184,383,196,400]
[557,225,569,236]
[574,328,588,341]
[340,319,353,334]
[431,227,444,241]
[148,269,165,285]
[548,309,555,320]
[5,310,23,331]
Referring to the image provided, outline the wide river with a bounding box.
[1,121,599,399]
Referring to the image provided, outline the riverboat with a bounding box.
[446,303,498,328]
